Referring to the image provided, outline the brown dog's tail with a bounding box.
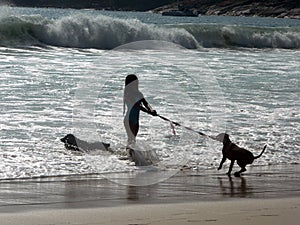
[254,145,267,159]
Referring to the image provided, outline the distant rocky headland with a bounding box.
[4,0,300,19]
[155,0,300,19]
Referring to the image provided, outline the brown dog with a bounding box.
[215,133,267,177]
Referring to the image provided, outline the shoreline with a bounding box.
[0,164,299,210]
[0,164,299,224]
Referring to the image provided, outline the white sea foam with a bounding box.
[0,8,299,180]
[1,46,299,180]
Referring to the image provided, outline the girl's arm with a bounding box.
[140,98,157,116]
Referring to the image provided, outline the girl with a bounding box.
[123,74,157,146]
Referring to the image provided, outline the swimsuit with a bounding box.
[124,91,144,125]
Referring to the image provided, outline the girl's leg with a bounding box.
[130,122,139,137]
[124,119,138,145]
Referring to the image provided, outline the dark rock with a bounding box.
[5,0,300,19]
[156,0,300,19]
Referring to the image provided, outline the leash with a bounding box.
[157,114,216,140]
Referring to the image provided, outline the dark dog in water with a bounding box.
[215,133,267,177]
[61,134,158,166]
[60,134,111,153]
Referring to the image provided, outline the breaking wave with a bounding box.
[179,24,300,49]
[0,14,199,49]
[0,13,299,49]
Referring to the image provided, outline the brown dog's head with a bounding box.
[215,133,231,144]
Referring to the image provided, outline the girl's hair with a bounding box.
[125,74,138,86]
[123,74,139,115]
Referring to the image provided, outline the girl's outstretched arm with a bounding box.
[140,98,157,116]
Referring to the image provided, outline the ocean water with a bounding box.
[0,6,299,183]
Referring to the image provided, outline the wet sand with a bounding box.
[0,164,299,224]
[0,198,299,225]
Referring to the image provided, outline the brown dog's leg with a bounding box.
[235,161,247,177]
[227,160,235,176]
[234,167,247,177]
[218,156,226,170]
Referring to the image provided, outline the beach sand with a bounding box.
[0,164,299,225]
[0,198,299,225]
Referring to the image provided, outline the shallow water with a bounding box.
[0,7,299,181]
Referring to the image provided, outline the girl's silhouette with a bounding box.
[123,74,157,146]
